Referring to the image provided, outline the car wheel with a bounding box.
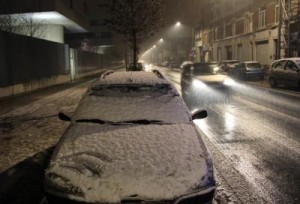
[269,77,277,88]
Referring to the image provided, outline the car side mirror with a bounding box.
[58,111,71,121]
[192,110,207,120]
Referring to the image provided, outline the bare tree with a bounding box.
[103,0,163,70]
[0,0,20,33]
[19,13,47,38]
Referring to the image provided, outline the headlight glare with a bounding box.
[223,79,236,86]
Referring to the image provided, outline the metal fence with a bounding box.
[0,31,69,87]
[0,31,114,88]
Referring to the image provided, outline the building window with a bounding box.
[245,14,253,32]
[225,24,233,37]
[259,9,266,28]
[232,23,236,36]
[275,4,279,23]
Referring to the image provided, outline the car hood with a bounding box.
[195,74,229,83]
[46,123,210,203]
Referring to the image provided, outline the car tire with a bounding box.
[269,77,277,88]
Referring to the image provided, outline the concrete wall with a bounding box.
[0,74,71,98]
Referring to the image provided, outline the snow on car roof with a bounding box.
[46,123,208,203]
[92,71,169,86]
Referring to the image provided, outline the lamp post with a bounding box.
[277,0,282,60]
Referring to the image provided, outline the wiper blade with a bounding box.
[75,119,112,124]
[120,120,165,124]
[75,119,167,125]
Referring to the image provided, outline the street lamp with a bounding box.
[159,38,164,42]
[176,21,181,27]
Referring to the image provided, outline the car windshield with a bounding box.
[73,83,191,124]
[247,63,262,68]
[193,64,219,75]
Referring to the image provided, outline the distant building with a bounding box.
[0,0,90,44]
[194,0,300,65]
[0,0,117,56]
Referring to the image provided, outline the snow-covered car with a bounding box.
[181,63,235,103]
[44,70,215,204]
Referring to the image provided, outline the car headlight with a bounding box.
[223,79,236,86]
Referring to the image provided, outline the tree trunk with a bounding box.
[133,30,138,70]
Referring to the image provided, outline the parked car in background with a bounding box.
[219,60,240,73]
[169,60,181,68]
[269,58,300,88]
[162,61,169,67]
[45,70,216,204]
[127,62,145,71]
[229,61,265,80]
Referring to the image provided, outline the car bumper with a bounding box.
[45,186,215,204]
[245,72,264,78]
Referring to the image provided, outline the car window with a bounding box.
[73,90,191,124]
[285,61,298,70]
[274,60,286,69]
[246,63,262,68]
[193,64,219,75]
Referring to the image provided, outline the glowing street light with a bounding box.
[159,38,164,42]
[176,21,181,27]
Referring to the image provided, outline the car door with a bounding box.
[272,60,287,84]
[284,60,300,87]
[240,63,247,79]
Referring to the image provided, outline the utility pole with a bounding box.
[277,0,282,59]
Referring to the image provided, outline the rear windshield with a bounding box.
[247,63,262,68]
[90,84,170,96]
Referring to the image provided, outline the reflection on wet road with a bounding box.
[157,66,300,204]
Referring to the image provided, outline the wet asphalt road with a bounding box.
[157,66,300,204]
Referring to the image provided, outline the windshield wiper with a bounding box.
[120,120,165,124]
[75,119,113,124]
[75,119,166,125]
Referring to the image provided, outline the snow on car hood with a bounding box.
[195,74,229,83]
[46,124,208,203]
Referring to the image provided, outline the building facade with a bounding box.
[194,0,300,66]
[0,0,90,43]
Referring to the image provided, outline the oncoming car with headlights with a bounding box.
[44,70,216,204]
[181,63,236,104]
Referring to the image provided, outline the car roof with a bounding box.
[193,62,217,66]
[244,61,260,63]
[91,70,171,87]
[221,60,239,63]
[272,58,300,64]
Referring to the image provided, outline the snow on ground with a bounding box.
[0,85,87,172]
